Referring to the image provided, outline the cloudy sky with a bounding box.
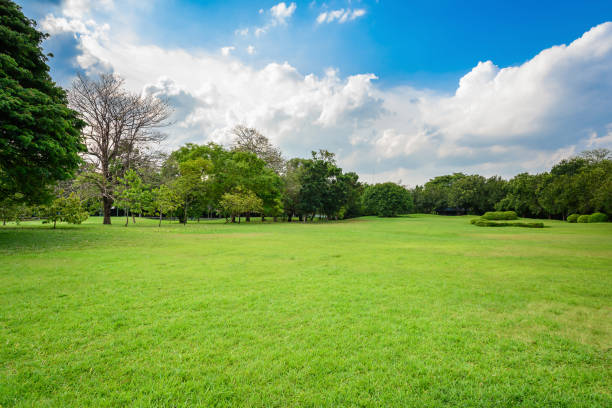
[21,0,612,185]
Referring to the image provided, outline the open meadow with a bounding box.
[1,215,611,407]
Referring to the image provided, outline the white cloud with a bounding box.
[270,2,297,24]
[43,1,612,185]
[254,2,297,37]
[221,46,235,56]
[317,8,366,24]
[247,45,256,55]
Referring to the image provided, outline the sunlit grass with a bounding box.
[1,215,610,406]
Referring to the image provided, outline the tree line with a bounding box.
[411,148,611,220]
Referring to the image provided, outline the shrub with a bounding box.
[567,214,580,223]
[473,220,544,228]
[481,211,518,220]
[588,212,608,223]
[577,215,589,223]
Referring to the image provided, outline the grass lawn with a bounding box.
[1,215,611,407]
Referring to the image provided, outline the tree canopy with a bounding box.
[0,0,85,204]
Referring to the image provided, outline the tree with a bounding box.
[150,184,180,227]
[115,169,147,226]
[0,0,85,204]
[282,158,307,221]
[219,188,263,223]
[174,158,212,224]
[231,125,285,174]
[68,73,170,224]
[40,192,89,228]
[0,193,27,225]
[362,182,413,217]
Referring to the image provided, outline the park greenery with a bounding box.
[1,2,611,227]
[1,2,612,406]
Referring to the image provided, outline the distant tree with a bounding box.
[282,158,308,221]
[150,184,180,227]
[219,188,263,223]
[0,193,27,225]
[0,0,85,204]
[173,158,213,224]
[362,182,413,217]
[69,73,171,224]
[231,125,285,173]
[115,169,147,226]
[40,192,89,228]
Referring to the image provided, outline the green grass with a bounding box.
[1,215,611,407]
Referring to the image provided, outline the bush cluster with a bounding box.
[473,220,544,228]
[577,215,590,223]
[568,212,609,223]
[588,212,609,223]
[481,211,518,220]
[567,214,580,223]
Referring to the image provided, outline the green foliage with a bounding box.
[481,211,518,220]
[473,220,544,228]
[0,0,85,204]
[362,182,413,217]
[219,188,263,222]
[0,192,27,224]
[115,169,148,225]
[577,215,590,223]
[588,212,608,223]
[567,213,580,223]
[40,192,88,228]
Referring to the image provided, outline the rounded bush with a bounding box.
[588,212,608,223]
[566,214,579,223]
[481,211,518,220]
[577,215,589,223]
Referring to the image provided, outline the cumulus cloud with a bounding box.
[316,9,366,24]
[247,45,256,55]
[270,2,297,24]
[41,1,612,185]
[255,2,296,37]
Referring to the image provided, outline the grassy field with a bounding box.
[1,215,611,407]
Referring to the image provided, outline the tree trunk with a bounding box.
[273,216,277,222]
[125,209,129,227]
[287,214,292,222]
[132,213,136,224]
[246,212,250,222]
[261,215,265,222]
[102,196,113,224]
[53,219,56,229]
[159,211,162,227]
[184,202,188,225]
[231,215,236,223]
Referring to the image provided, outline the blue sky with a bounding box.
[19,0,612,184]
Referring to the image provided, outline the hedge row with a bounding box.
[567,212,608,223]
[472,219,544,228]
[481,211,518,220]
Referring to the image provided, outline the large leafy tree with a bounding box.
[362,182,413,217]
[0,0,85,204]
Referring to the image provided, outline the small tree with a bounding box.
[151,184,180,227]
[174,158,212,224]
[41,192,89,228]
[116,169,147,226]
[219,188,263,223]
[0,193,27,225]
